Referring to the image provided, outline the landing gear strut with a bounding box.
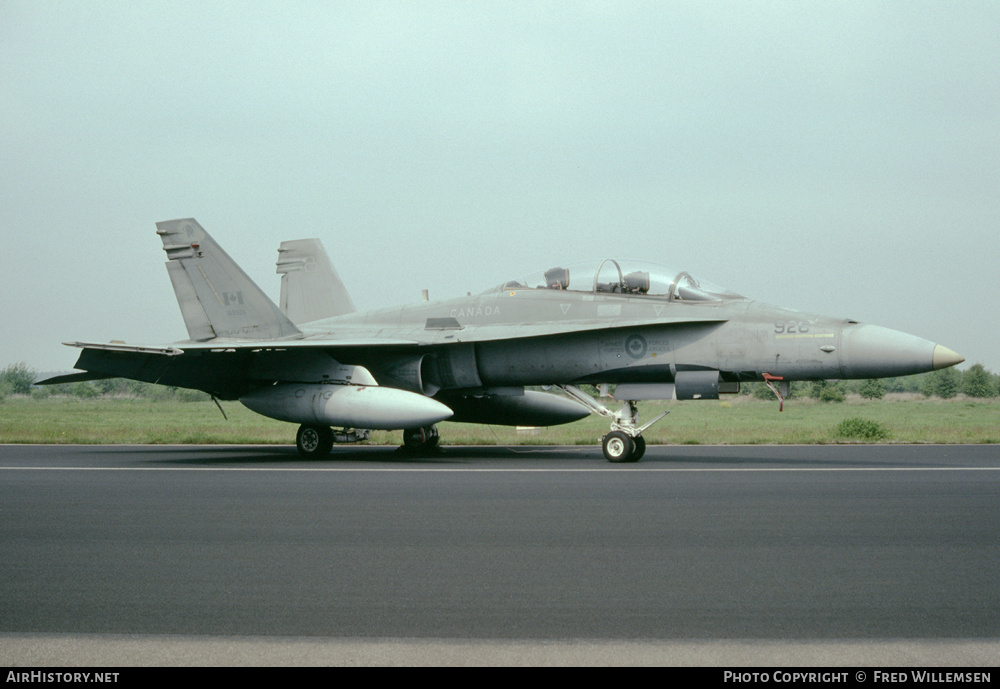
[559,386,666,463]
[402,425,440,454]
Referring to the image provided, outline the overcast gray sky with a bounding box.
[2,1,997,373]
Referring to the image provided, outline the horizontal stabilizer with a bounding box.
[36,371,116,386]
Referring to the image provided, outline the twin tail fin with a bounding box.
[156,218,301,341]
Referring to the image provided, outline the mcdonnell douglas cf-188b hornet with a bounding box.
[42,219,964,461]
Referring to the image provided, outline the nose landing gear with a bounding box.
[559,386,667,463]
[601,431,648,462]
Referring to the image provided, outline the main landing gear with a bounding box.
[559,386,668,463]
[295,424,371,458]
[401,425,441,454]
[292,423,441,458]
[296,424,334,458]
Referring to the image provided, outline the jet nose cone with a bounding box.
[932,345,964,370]
[842,324,959,378]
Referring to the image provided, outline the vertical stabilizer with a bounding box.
[276,238,356,323]
[156,218,301,341]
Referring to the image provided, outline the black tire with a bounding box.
[628,435,646,462]
[296,424,333,458]
[402,427,426,450]
[602,431,635,463]
[425,425,440,448]
[402,425,440,453]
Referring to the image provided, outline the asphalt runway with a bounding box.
[2,443,998,665]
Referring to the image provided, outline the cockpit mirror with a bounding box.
[623,271,649,294]
[544,267,569,290]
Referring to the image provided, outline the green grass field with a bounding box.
[2,394,997,445]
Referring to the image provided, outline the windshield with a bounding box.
[488,259,743,301]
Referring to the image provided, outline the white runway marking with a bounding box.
[2,465,998,473]
[1,634,997,667]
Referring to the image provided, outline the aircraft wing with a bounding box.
[62,310,726,355]
[45,338,419,399]
[48,311,725,398]
[405,315,728,344]
[45,337,424,399]
[61,337,423,353]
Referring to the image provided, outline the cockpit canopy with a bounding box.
[488,259,744,302]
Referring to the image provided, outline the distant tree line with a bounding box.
[0,363,208,402]
[2,361,998,403]
[741,363,1000,402]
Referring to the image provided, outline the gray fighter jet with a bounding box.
[42,219,964,461]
